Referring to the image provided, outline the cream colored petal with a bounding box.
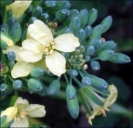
[54,33,80,52]
[10,117,29,128]
[23,104,46,117]
[19,48,43,63]
[1,107,18,123]
[11,62,34,78]
[3,45,22,61]
[46,51,66,76]
[34,59,47,70]
[27,20,53,46]
[6,1,32,19]
[22,39,44,53]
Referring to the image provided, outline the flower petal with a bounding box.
[19,49,43,63]
[27,20,53,46]
[24,104,46,117]
[54,33,80,52]
[11,62,34,78]
[46,51,66,76]
[34,59,47,70]
[3,45,22,61]
[10,117,29,128]
[6,1,32,19]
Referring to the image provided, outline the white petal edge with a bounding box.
[54,33,80,52]
[24,104,46,117]
[27,20,53,46]
[11,62,34,78]
[10,117,29,128]
[46,51,66,76]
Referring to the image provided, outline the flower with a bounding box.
[6,0,32,19]
[17,20,80,76]
[79,84,118,125]
[1,97,46,127]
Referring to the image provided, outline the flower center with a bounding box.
[14,111,28,122]
[44,41,55,55]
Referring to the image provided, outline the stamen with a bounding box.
[44,41,55,55]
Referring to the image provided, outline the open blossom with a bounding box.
[1,97,46,127]
[13,19,80,77]
[6,0,32,19]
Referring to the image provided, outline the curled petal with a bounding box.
[3,45,22,61]
[19,48,43,63]
[24,104,46,117]
[11,62,34,78]
[46,51,66,76]
[54,33,80,52]
[14,97,29,111]
[1,107,18,123]
[10,117,29,128]
[27,20,53,46]
[6,1,32,19]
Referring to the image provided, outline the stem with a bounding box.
[70,75,72,85]
[64,74,69,85]
[89,57,99,61]
[7,74,14,82]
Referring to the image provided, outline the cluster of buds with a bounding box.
[0,0,131,127]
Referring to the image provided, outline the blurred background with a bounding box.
[2,1,132,127]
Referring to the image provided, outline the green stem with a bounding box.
[89,57,99,61]
[7,74,14,82]
[64,74,69,85]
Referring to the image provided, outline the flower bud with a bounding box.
[87,45,95,55]
[109,53,131,63]
[32,6,42,18]
[90,61,100,71]
[82,77,91,86]
[28,17,37,24]
[87,8,98,25]
[90,25,103,39]
[41,13,49,22]
[78,9,89,28]
[99,50,115,61]
[66,85,76,99]
[10,23,22,43]
[9,60,15,67]
[101,16,113,33]
[69,16,80,35]
[12,80,23,90]
[67,96,79,119]
[45,1,56,8]
[48,79,60,95]
[88,38,102,49]
[7,51,16,61]
[84,26,92,38]
[70,69,78,77]
[1,24,9,35]
[85,56,90,62]
[28,78,43,93]
[77,28,86,42]
[30,66,44,78]
[0,83,9,94]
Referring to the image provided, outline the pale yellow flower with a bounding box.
[6,0,32,19]
[85,85,118,125]
[1,97,46,127]
[17,20,80,76]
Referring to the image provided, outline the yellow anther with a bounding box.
[49,50,53,54]
[44,48,48,53]
[51,42,54,45]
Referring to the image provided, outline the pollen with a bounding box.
[44,41,55,55]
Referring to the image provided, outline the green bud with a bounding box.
[78,9,89,28]
[28,17,37,24]
[88,38,102,49]
[21,28,27,42]
[7,52,16,61]
[109,53,131,63]
[1,40,8,50]
[96,40,117,53]
[69,16,80,35]
[28,78,43,93]
[9,60,15,67]
[82,77,91,86]
[10,23,22,43]
[84,26,92,38]
[45,1,56,8]
[70,69,78,77]
[77,28,86,42]
[88,8,98,25]
[48,79,60,95]
[31,66,44,78]
[101,16,113,33]
[1,0,14,6]
[0,83,9,94]
[67,96,79,119]
[37,82,47,96]
[66,85,76,99]
[56,1,71,9]
[83,86,104,106]
[99,50,115,61]
[12,80,23,90]
[57,27,72,36]
[87,45,95,55]
[90,61,100,71]
[85,55,90,62]
[1,24,9,35]
[6,18,16,30]
[90,75,108,90]
[32,6,43,18]
[41,13,49,22]
[90,25,103,39]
